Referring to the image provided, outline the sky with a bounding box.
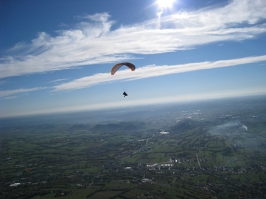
[0,0,266,118]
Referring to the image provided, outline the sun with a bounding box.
[156,0,175,9]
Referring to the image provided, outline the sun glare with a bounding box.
[156,0,175,8]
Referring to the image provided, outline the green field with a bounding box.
[1,108,266,199]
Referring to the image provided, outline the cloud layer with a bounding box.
[0,0,266,79]
[0,87,46,99]
[53,55,266,91]
[1,54,265,99]
[1,53,265,99]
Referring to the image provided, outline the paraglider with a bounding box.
[111,62,135,75]
[111,62,135,97]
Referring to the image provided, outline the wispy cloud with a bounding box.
[0,87,46,99]
[0,0,266,79]
[47,78,69,84]
[53,55,266,92]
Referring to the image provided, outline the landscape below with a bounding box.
[1,96,266,199]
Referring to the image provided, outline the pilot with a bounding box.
[123,92,128,97]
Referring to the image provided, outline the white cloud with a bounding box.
[47,78,69,84]
[53,55,266,92]
[0,87,46,99]
[0,0,266,79]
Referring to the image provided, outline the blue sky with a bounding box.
[1,0,266,118]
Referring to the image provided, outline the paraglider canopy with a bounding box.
[111,62,135,75]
